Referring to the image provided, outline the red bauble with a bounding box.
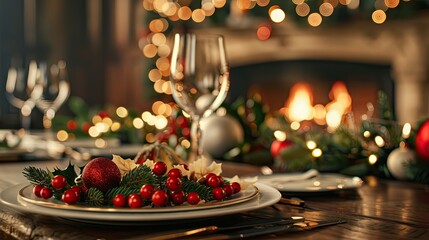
[171,190,186,205]
[231,182,241,194]
[206,175,222,188]
[223,184,234,197]
[415,120,429,161]
[81,157,121,193]
[168,168,182,179]
[270,139,294,158]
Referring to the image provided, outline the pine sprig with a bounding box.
[105,186,141,202]
[22,166,51,186]
[120,165,156,187]
[86,188,104,207]
[182,178,212,201]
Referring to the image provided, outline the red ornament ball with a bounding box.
[168,168,182,179]
[206,175,222,188]
[223,184,234,197]
[81,157,121,193]
[270,139,294,158]
[415,120,429,161]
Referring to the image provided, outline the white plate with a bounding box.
[18,184,258,213]
[0,183,281,223]
[258,173,363,193]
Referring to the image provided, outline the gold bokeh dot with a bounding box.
[151,33,166,46]
[213,0,227,8]
[178,6,192,20]
[308,13,323,27]
[149,69,162,82]
[385,0,399,8]
[256,0,270,7]
[372,10,386,24]
[319,3,334,17]
[143,44,158,58]
[296,3,310,17]
[156,57,170,71]
[192,9,205,23]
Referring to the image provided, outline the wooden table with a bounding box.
[1,160,429,240]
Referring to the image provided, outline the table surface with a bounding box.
[1,159,429,240]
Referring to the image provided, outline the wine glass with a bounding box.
[170,33,230,162]
[5,61,43,130]
[35,60,70,137]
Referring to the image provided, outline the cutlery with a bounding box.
[138,217,305,240]
[194,218,346,240]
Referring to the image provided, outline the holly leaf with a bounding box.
[52,162,79,186]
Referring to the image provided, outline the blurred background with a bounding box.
[1,0,429,130]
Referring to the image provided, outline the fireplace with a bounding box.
[196,16,429,124]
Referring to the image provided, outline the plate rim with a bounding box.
[18,184,259,213]
[257,173,364,193]
[0,183,281,222]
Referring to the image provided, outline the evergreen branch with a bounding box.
[182,178,212,201]
[22,166,51,186]
[120,165,156,187]
[86,188,104,207]
[105,186,141,202]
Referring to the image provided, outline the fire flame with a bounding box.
[284,81,352,130]
[285,83,313,122]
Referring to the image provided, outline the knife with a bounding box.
[193,218,346,240]
[139,217,305,240]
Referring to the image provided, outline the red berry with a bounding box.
[66,120,78,131]
[206,175,222,188]
[170,190,185,205]
[152,162,167,176]
[40,187,53,199]
[98,110,110,119]
[152,190,168,206]
[128,193,142,208]
[212,187,226,200]
[166,177,182,191]
[51,175,67,190]
[223,184,234,197]
[181,128,190,138]
[140,184,155,199]
[204,173,216,180]
[187,192,200,205]
[62,189,80,204]
[168,168,182,178]
[231,182,241,193]
[113,194,127,207]
[33,185,44,198]
[70,186,82,195]
[81,122,91,133]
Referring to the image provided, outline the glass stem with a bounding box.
[190,115,203,162]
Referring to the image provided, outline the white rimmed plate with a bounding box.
[0,183,281,223]
[18,184,258,213]
[258,173,363,193]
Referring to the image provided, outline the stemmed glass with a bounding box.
[170,33,230,162]
[5,61,43,130]
[35,60,70,137]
